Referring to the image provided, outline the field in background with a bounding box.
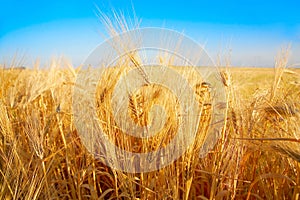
[0,62,299,199]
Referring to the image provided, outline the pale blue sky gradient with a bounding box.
[0,0,299,67]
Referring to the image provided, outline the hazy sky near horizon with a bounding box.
[0,0,299,67]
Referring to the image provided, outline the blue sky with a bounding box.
[0,0,299,67]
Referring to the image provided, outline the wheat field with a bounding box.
[0,54,299,199]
